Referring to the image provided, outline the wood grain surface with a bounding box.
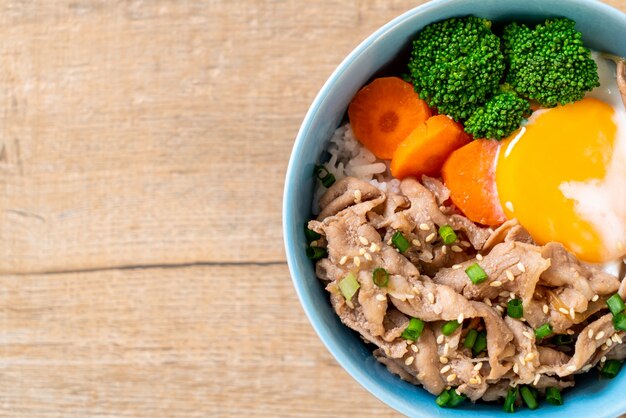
[0,0,624,416]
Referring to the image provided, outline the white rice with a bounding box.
[313,123,400,214]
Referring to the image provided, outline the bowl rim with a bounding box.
[283,0,626,416]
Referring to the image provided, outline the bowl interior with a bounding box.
[284,0,626,416]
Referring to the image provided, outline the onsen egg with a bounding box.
[495,54,626,263]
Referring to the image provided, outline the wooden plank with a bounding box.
[0,264,399,417]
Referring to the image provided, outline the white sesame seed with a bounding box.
[359,236,369,246]
[419,223,430,231]
[582,364,593,372]
[569,307,576,319]
[405,294,415,300]
[376,294,386,301]
[443,343,450,356]
[490,280,503,287]
[474,362,483,371]
[458,313,465,323]
[359,248,367,255]
[387,239,393,245]
[519,356,526,366]
[428,293,435,304]
[411,344,418,353]
[505,201,514,212]
[566,329,575,335]
[310,240,318,247]
[543,304,549,314]
[588,329,594,339]
[475,375,482,384]
[596,331,605,341]
[559,308,570,315]
[451,245,463,253]
[476,253,483,261]
[614,334,623,344]
[517,262,526,273]
[441,245,448,254]
[567,365,577,372]
[437,335,445,344]
[601,356,607,363]
[447,374,457,382]
[440,365,451,373]
[510,293,516,300]
[513,363,519,374]
[425,232,436,243]
[592,294,600,302]
[354,190,362,203]
[607,338,613,347]
[533,374,541,386]
[522,331,533,339]
[505,270,515,281]
[496,305,504,313]
[499,291,510,298]
[469,377,478,385]
[363,252,372,261]
[602,344,610,351]
[405,356,415,366]
[411,239,421,247]
[440,356,449,364]
[525,352,536,362]
[452,264,463,270]
[353,256,361,267]
[484,298,493,307]
[339,256,348,265]
[370,243,380,252]
[461,240,471,247]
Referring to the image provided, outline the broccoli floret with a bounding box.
[502,18,599,107]
[408,17,505,121]
[464,91,531,140]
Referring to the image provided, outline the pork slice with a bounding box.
[399,177,448,226]
[448,214,491,250]
[317,177,384,219]
[421,175,450,205]
[537,346,570,367]
[483,219,520,251]
[504,317,540,384]
[374,349,421,386]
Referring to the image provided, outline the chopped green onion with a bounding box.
[472,331,487,356]
[306,246,327,260]
[507,298,523,319]
[304,223,321,242]
[613,312,626,331]
[314,165,335,188]
[465,263,488,285]
[446,389,466,407]
[464,329,478,349]
[503,386,518,413]
[545,387,563,406]
[435,389,451,407]
[553,334,574,346]
[601,359,622,378]
[520,386,538,410]
[438,225,457,245]
[401,318,425,341]
[391,231,410,253]
[534,323,553,339]
[338,272,360,301]
[607,293,626,315]
[441,320,461,336]
[372,268,389,287]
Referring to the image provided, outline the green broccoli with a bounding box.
[464,91,531,140]
[502,18,600,107]
[407,17,505,121]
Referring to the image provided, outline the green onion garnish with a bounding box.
[534,323,553,339]
[472,331,487,356]
[441,320,461,336]
[372,268,389,287]
[435,389,451,407]
[613,312,626,331]
[607,293,626,315]
[601,359,622,378]
[464,329,478,349]
[465,263,488,285]
[338,272,360,302]
[401,317,425,341]
[545,387,563,406]
[391,231,410,253]
[306,246,327,260]
[304,223,321,242]
[520,386,538,410]
[314,165,335,188]
[553,334,574,346]
[446,389,466,407]
[507,298,523,319]
[438,225,457,245]
[503,386,518,413]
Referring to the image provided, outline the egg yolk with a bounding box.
[496,98,616,263]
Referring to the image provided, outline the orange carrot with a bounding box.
[441,139,507,226]
[390,115,470,179]
[348,77,432,159]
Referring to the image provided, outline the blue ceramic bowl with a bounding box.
[283,0,626,416]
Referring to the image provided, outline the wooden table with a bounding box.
[0,1,623,416]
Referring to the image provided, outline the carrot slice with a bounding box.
[390,115,470,179]
[348,77,432,159]
[441,139,507,226]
